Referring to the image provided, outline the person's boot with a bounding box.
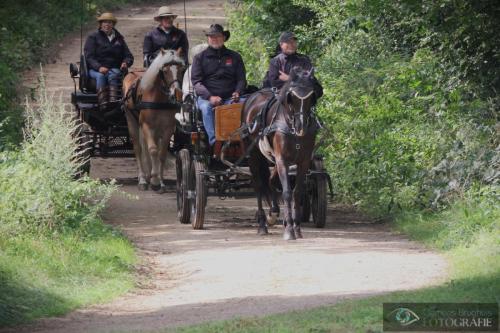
[97,87,110,112]
[108,85,121,107]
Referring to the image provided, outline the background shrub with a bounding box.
[0,0,146,148]
[226,0,499,215]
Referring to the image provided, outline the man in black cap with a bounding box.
[191,24,247,146]
[143,6,189,66]
[264,32,322,97]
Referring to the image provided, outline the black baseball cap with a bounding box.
[279,31,297,43]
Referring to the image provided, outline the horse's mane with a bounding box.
[140,50,185,91]
[189,43,208,63]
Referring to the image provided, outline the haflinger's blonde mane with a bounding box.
[140,49,185,91]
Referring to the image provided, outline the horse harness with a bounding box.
[122,70,182,122]
[238,88,324,164]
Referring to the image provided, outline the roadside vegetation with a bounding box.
[0,0,145,149]
[0,79,137,327]
[0,0,145,327]
[162,0,499,331]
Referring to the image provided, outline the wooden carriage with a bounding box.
[174,98,330,230]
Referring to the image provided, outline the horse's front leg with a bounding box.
[276,157,294,240]
[268,167,280,226]
[157,127,174,193]
[292,159,310,239]
[141,123,162,191]
[125,111,148,190]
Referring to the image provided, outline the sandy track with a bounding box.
[9,1,447,332]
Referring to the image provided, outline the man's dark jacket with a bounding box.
[84,29,134,71]
[143,26,189,64]
[191,46,246,100]
[264,52,323,98]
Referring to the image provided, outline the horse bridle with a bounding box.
[158,61,184,104]
[283,87,316,136]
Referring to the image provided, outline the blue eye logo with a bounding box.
[389,307,420,326]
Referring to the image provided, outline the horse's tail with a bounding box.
[249,148,274,206]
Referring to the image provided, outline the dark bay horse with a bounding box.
[241,67,320,240]
[123,49,185,191]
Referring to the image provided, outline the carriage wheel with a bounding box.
[176,149,191,224]
[311,158,327,228]
[74,116,92,177]
[301,189,311,222]
[190,159,207,230]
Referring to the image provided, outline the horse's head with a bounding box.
[159,48,186,103]
[280,66,317,137]
[140,48,186,103]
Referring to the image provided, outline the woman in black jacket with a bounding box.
[84,12,134,110]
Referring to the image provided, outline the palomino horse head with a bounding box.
[280,66,317,137]
[140,48,186,103]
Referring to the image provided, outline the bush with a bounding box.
[0,0,147,148]
[0,75,114,235]
[226,0,499,215]
[0,77,136,326]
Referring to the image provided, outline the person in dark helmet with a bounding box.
[263,31,323,98]
[143,6,189,67]
[84,12,134,110]
[191,24,247,146]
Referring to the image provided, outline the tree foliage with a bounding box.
[0,0,144,148]
[227,0,499,215]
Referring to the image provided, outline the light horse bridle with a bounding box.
[157,60,185,105]
[282,87,316,136]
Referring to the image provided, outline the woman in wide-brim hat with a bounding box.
[83,12,134,110]
[143,6,189,67]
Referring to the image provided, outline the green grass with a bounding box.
[0,79,137,328]
[0,227,137,326]
[160,191,499,333]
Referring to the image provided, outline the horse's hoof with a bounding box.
[150,183,161,192]
[283,225,296,241]
[267,212,279,226]
[257,226,269,236]
[156,185,167,194]
[138,183,148,191]
[294,225,303,239]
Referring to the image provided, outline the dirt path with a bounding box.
[13,1,447,332]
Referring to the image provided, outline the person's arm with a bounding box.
[143,32,153,67]
[234,54,247,95]
[122,38,134,68]
[191,54,211,100]
[302,55,323,98]
[84,34,101,71]
[268,57,282,88]
[180,31,189,65]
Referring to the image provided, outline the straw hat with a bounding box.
[154,6,178,21]
[97,12,117,23]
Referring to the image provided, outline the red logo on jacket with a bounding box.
[225,57,233,66]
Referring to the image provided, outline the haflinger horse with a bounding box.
[123,48,185,191]
[241,66,320,240]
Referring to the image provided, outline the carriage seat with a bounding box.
[213,103,244,158]
[214,103,243,142]
[69,54,98,94]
